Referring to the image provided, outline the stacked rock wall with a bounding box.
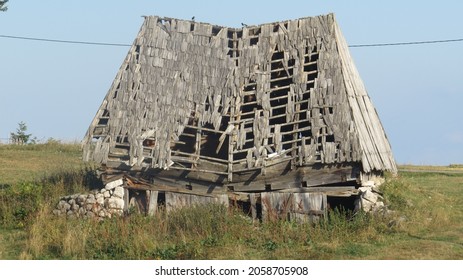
[53,179,125,219]
[354,180,388,214]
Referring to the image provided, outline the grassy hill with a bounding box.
[0,143,462,259]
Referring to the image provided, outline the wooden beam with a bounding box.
[146,190,158,216]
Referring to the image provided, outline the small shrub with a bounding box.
[0,182,44,228]
[263,240,278,251]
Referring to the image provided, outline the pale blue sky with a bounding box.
[1,0,462,165]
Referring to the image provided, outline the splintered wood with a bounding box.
[82,13,397,197]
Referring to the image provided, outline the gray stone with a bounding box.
[86,197,96,205]
[87,194,95,200]
[76,194,87,205]
[106,197,124,209]
[105,179,123,190]
[86,211,95,218]
[97,197,104,205]
[85,203,94,211]
[361,180,375,188]
[63,202,71,211]
[361,199,374,212]
[71,203,80,211]
[58,200,68,210]
[92,204,102,213]
[53,209,62,216]
[78,207,87,216]
[103,191,111,198]
[362,190,378,204]
[358,186,371,193]
[95,193,104,199]
[113,186,125,198]
[98,210,106,217]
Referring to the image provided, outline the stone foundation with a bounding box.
[53,179,125,219]
[354,180,389,214]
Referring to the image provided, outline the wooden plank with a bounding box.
[123,188,129,213]
[261,192,293,221]
[249,193,258,220]
[146,190,158,216]
[165,192,229,212]
[261,192,326,222]
[230,162,360,191]
[333,19,396,173]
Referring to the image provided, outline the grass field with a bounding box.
[0,143,462,259]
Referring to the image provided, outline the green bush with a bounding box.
[0,167,100,229]
[0,182,44,228]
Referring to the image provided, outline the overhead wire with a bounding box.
[1,34,463,48]
[349,38,463,48]
[0,34,131,47]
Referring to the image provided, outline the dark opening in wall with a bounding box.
[227,30,234,39]
[115,135,128,143]
[307,71,318,82]
[325,134,335,142]
[157,191,166,207]
[128,189,147,213]
[250,37,259,46]
[271,51,284,60]
[327,195,357,213]
[98,118,109,125]
[212,26,222,36]
[135,45,141,63]
[248,28,261,37]
[200,123,229,161]
[304,62,317,72]
[233,199,262,220]
[228,39,234,48]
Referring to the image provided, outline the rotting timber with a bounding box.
[82,14,397,221]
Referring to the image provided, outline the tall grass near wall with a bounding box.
[18,199,394,259]
[1,144,463,259]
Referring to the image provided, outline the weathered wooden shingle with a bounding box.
[83,14,396,188]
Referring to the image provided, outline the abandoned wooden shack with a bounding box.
[82,13,397,221]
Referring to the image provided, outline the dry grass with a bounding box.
[1,144,463,259]
[0,143,83,185]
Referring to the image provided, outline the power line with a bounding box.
[349,38,463,48]
[0,34,131,47]
[1,33,463,48]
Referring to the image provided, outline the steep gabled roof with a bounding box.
[82,13,396,178]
